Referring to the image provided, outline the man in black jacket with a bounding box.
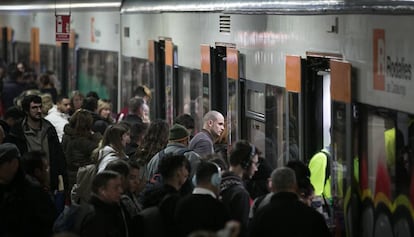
[0,143,57,237]
[175,161,230,237]
[5,94,67,194]
[249,167,330,237]
[80,170,131,237]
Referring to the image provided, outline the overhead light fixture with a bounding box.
[0,2,121,11]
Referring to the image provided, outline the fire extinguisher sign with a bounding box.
[56,15,70,42]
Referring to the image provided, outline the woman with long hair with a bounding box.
[134,119,169,164]
[94,124,130,172]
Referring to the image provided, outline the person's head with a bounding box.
[38,73,55,88]
[158,153,189,190]
[142,103,150,123]
[86,91,100,101]
[105,159,130,191]
[69,109,94,137]
[81,96,98,113]
[128,97,146,118]
[21,94,43,122]
[270,167,297,193]
[169,124,190,145]
[128,160,146,194]
[40,93,54,116]
[127,120,148,146]
[56,95,71,114]
[70,90,84,110]
[193,161,222,196]
[133,85,152,102]
[202,110,225,139]
[229,140,259,178]
[0,143,21,184]
[101,124,130,155]
[207,153,229,171]
[21,151,49,188]
[97,99,112,120]
[285,160,313,204]
[10,69,24,83]
[3,106,25,128]
[17,61,26,73]
[91,171,123,203]
[174,114,195,136]
[138,119,170,160]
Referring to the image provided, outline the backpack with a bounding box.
[53,203,94,234]
[148,148,192,185]
[71,152,108,204]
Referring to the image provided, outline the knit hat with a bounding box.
[0,143,21,162]
[169,124,189,141]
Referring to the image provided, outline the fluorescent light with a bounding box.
[0,2,121,11]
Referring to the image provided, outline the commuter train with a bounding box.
[1,0,414,236]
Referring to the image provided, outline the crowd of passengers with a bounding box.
[0,61,331,237]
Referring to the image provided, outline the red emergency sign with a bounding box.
[56,15,70,42]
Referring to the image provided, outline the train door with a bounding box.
[330,59,355,236]
[286,53,356,235]
[285,55,304,163]
[148,37,176,123]
[1,27,13,63]
[200,43,241,148]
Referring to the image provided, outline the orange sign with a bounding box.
[56,15,70,42]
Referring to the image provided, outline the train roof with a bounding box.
[2,0,414,14]
[120,0,414,15]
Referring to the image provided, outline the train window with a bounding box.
[366,111,396,196]
[14,42,30,67]
[176,67,203,133]
[247,119,266,155]
[247,88,265,114]
[121,56,153,117]
[77,48,119,111]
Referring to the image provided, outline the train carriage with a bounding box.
[1,0,414,236]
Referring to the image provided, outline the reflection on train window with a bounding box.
[247,88,265,114]
[247,119,265,155]
[177,67,202,133]
[366,112,395,197]
[121,56,153,118]
[78,48,118,111]
[14,42,30,66]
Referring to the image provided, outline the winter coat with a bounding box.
[249,192,331,237]
[145,143,201,180]
[5,118,67,191]
[0,169,57,237]
[220,171,251,237]
[189,129,214,157]
[62,124,102,190]
[175,192,230,237]
[80,195,130,237]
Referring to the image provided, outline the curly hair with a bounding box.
[135,119,169,163]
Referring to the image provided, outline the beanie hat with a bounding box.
[0,143,21,162]
[169,124,189,141]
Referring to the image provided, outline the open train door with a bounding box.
[1,27,13,64]
[200,43,242,151]
[330,59,358,237]
[148,38,176,123]
[226,47,241,148]
[285,55,304,164]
